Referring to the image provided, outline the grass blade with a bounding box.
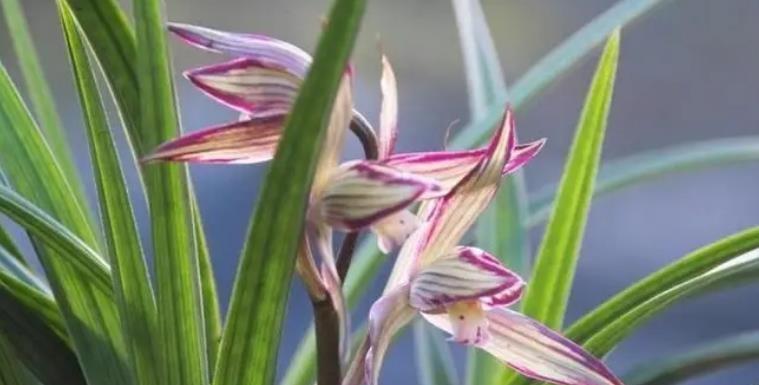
[0,0,89,211]
[507,227,759,385]
[528,136,759,225]
[0,333,35,385]
[133,0,208,383]
[213,0,365,384]
[520,30,619,328]
[624,331,759,385]
[194,205,221,374]
[0,60,132,384]
[413,320,459,385]
[0,249,61,336]
[58,4,161,385]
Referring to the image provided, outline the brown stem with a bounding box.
[336,232,359,283]
[349,113,379,160]
[312,296,341,385]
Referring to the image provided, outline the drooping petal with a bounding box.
[312,161,442,231]
[409,246,524,311]
[371,209,419,254]
[413,107,516,267]
[366,286,417,385]
[381,139,545,196]
[311,76,353,197]
[142,116,283,164]
[184,57,300,115]
[378,55,398,158]
[168,22,311,77]
[424,309,623,385]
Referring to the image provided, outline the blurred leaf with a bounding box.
[624,330,759,385]
[0,169,25,266]
[133,0,208,383]
[449,0,531,383]
[0,61,131,384]
[528,136,759,226]
[508,228,759,385]
[0,0,89,212]
[450,0,673,150]
[213,0,365,384]
[0,282,85,385]
[413,320,459,385]
[0,333,33,385]
[58,4,161,385]
[520,30,619,328]
[194,204,221,375]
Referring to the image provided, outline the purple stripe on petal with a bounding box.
[409,246,524,311]
[142,116,284,164]
[482,308,624,385]
[314,161,442,231]
[168,22,312,77]
[503,138,546,175]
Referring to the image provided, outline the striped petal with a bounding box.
[409,246,524,311]
[382,139,545,196]
[312,161,442,231]
[424,309,623,385]
[378,55,398,158]
[184,57,300,116]
[413,107,516,267]
[366,286,417,385]
[142,116,282,164]
[168,22,311,77]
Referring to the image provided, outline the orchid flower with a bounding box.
[362,108,624,385]
[146,23,545,254]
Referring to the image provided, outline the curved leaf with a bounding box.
[59,4,161,385]
[528,137,759,225]
[624,331,759,385]
[213,1,366,384]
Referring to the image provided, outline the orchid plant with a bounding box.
[0,1,757,385]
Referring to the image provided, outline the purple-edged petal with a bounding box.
[168,23,311,77]
[312,161,442,231]
[184,57,300,116]
[142,116,283,164]
[311,77,353,196]
[503,138,546,175]
[413,108,516,267]
[378,55,398,158]
[366,286,417,385]
[424,309,623,385]
[382,140,545,196]
[409,246,524,311]
[371,209,419,254]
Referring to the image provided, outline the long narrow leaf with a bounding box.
[213,1,365,384]
[0,61,131,384]
[520,30,619,328]
[0,333,33,385]
[194,205,221,375]
[133,0,207,383]
[528,136,759,225]
[624,331,759,385]
[59,4,161,385]
[0,0,88,211]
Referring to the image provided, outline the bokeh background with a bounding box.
[2,0,759,384]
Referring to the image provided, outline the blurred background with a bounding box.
[2,0,759,384]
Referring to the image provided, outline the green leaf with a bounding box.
[624,330,759,385]
[61,0,140,152]
[0,281,85,385]
[520,29,619,328]
[213,0,365,384]
[0,0,89,213]
[0,333,34,385]
[193,204,221,375]
[132,0,207,383]
[58,4,161,385]
[507,227,759,385]
[413,320,459,385]
[528,136,759,226]
[450,0,673,150]
[0,60,131,384]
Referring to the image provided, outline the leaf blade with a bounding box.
[213,0,366,384]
